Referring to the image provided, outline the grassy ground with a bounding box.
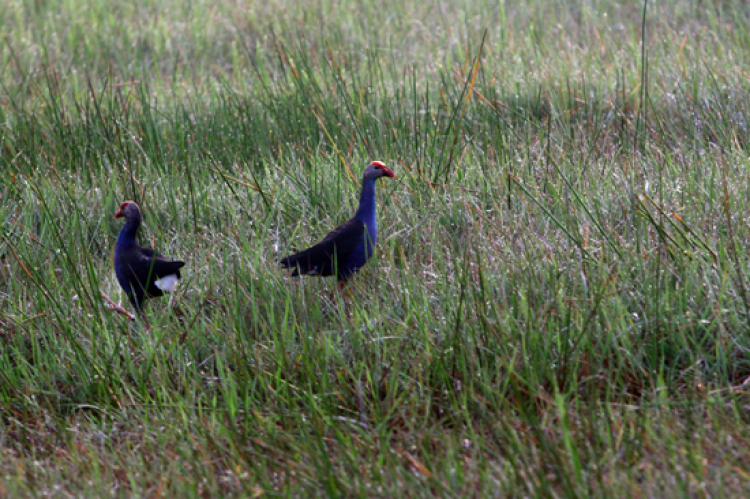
[3,0,750,496]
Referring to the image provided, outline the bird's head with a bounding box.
[115,200,142,220]
[363,161,396,181]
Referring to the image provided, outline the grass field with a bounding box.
[4,0,750,496]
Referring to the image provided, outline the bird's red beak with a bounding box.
[382,166,396,178]
[115,201,130,219]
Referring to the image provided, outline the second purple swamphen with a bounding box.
[102,201,185,323]
[280,161,396,286]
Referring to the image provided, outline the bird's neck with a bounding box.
[354,177,377,223]
[116,217,141,249]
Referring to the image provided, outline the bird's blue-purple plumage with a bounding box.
[280,163,394,283]
[114,203,185,312]
[346,177,378,276]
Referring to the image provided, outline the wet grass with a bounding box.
[3,0,750,496]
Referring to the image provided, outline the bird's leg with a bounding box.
[100,290,136,321]
[328,281,347,301]
[339,281,356,298]
[336,281,354,319]
[138,317,152,332]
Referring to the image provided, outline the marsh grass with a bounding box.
[3,0,750,496]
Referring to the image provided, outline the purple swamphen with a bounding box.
[102,201,185,324]
[280,161,396,286]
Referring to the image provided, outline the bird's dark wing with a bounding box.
[118,246,185,301]
[280,218,365,276]
[135,247,186,278]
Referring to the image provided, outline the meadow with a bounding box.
[3,0,750,496]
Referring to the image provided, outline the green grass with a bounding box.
[4,0,750,496]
